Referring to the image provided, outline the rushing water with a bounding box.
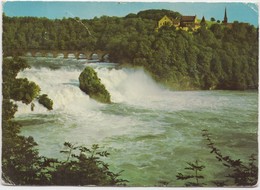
[15,58,258,186]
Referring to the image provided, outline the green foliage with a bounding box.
[49,143,128,186]
[2,100,18,121]
[2,57,125,185]
[2,57,29,80]
[3,57,40,104]
[202,129,258,186]
[38,94,53,110]
[176,160,206,187]
[79,67,111,103]
[177,130,258,187]
[3,11,258,90]
[2,57,45,184]
[136,9,181,20]
[10,78,40,104]
[210,17,216,22]
[2,133,43,185]
[157,180,170,187]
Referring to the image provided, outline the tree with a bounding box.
[202,129,258,186]
[176,160,206,187]
[50,143,128,186]
[210,24,223,39]
[210,17,216,22]
[10,78,40,104]
[137,9,181,21]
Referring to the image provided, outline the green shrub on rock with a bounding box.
[79,67,111,103]
[10,78,41,105]
[38,94,53,110]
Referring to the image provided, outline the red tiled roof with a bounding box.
[181,16,196,22]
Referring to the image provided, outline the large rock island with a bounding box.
[79,67,111,104]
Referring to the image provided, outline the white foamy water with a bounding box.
[15,58,258,186]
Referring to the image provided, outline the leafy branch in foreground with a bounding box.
[176,160,206,187]
[202,129,258,186]
[177,130,257,187]
[2,57,127,186]
[49,142,128,186]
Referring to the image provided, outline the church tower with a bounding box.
[200,16,206,26]
[222,7,228,24]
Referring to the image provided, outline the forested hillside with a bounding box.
[2,9,258,90]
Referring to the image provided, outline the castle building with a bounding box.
[156,15,201,31]
[157,15,173,29]
[155,8,232,32]
[180,16,198,29]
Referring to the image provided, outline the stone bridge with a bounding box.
[24,50,110,61]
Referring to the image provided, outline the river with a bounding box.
[15,57,258,186]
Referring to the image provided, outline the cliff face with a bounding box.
[79,67,111,104]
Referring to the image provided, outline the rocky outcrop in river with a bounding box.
[79,67,111,104]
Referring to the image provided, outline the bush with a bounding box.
[10,78,40,104]
[202,129,258,186]
[38,94,53,110]
[177,130,258,187]
[176,160,206,187]
[49,143,128,186]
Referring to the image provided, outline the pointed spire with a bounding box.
[200,16,206,26]
[223,7,228,24]
[224,7,227,20]
[201,16,205,23]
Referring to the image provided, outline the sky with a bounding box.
[2,1,259,26]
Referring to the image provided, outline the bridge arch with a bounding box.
[46,53,54,58]
[78,52,87,59]
[25,52,32,57]
[56,53,64,58]
[67,53,76,59]
[22,50,109,61]
[102,53,110,62]
[34,52,43,57]
[89,53,99,60]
